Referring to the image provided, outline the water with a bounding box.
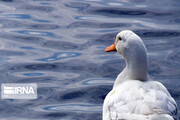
[0,0,179,119]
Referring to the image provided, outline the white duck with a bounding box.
[103,30,177,120]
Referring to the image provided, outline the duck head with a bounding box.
[105,30,148,82]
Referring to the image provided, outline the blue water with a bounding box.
[0,0,179,119]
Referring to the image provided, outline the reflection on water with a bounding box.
[1,14,51,22]
[20,46,35,50]
[34,103,101,113]
[0,0,179,119]
[82,78,113,86]
[14,30,56,37]
[1,14,31,19]
[37,52,81,62]
[23,72,43,76]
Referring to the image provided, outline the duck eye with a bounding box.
[118,36,122,41]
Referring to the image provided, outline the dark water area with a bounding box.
[0,0,179,119]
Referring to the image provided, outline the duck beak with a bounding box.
[105,43,117,52]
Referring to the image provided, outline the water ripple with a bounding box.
[13,71,80,80]
[20,46,35,50]
[82,78,113,86]
[20,4,54,12]
[136,30,180,37]
[0,14,51,23]
[33,103,102,113]
[13,30,56,37]
[67,21,131,28]
[1,14,31,19]
[43,41,79,50]
[36,52,81,62]
[65,2,90,11]
[87,7,172,17]
[168,48,180,63]
[23,72,43,76]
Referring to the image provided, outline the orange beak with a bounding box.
[105,43,117,52]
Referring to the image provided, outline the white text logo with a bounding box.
[1,83,37,99]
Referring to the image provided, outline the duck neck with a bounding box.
[125,45,148,81]
[113,43,148,89]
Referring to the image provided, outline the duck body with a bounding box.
[103,30,177,120]
[103,80,177,120]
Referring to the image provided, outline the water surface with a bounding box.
[0,0,179,119]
